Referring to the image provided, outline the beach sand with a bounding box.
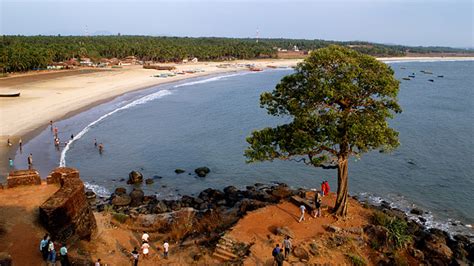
[0,59,301,177]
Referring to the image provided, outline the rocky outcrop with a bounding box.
[6,170,41,188]
[46,167,79,185]
[39,168,96,241]
[194,167,210,177]
[127,171,143,184]
[129,188,144,207]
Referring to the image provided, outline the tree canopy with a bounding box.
[245,45,402,216]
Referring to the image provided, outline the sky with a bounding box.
[1,0,473,48]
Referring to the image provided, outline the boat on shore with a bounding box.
[249,67,263,72]
[0,90,21,97]
[402,77,411,80]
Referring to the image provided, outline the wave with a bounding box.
[84,182,111,198]
[59,89,173,167]
[383,58,474,64]
[173,71,257,88]
[356,192,474,239]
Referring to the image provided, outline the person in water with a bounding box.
[98,143,104,154]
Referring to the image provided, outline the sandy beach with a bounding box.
[0,59,301,177]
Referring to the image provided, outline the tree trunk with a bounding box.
[333,156,349,216]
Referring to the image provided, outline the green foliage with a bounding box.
[372,211,412,249]
[346,253,367,266]
[1,35,471,73]
[245,45,401,168]
[112,212,129,223]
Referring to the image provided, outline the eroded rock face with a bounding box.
[129,188,144,207]
[6,170,41,188]
[39,168,96,242]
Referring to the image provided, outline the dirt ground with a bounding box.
[0,183,59,265]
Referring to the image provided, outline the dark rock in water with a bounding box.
[410,208,423,215]
[246,185,256,191]
[145,178,154,185]
[127,171,143,184]
[85,191,96,199]
[112,194,132,206]
[152,175,163,179]
[129,188,144,207]
[153,201,169,214]
[194,167,210,177]
[254,183,265,187]
[293,246,309,261]
[114,187,127,195]
[119,178,125,182]
[175,169,185,174]
[181,195,195,207]
[418,217,426,223]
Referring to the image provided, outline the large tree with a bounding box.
[245,45,401,216]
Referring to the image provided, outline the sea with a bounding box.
[11,60,474,238]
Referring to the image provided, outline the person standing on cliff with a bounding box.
[313,191,322,218]
[163,240,169,259]
[39,234,49,260]
[324,181,330,195]
[131,247,139,266]
[47,240,56,264]
[59,243,70,266]
[298,204,306,223]
[27,153,33,169]
[282,236,292,259]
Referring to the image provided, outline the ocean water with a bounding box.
[12,61,474,237]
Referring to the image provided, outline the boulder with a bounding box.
[410,208,423,215]
[46,167,79,185]
[325,225,342,233]
[114,187,127,195]
[153,201,169,214]
[145,178,154,185]
[194,167,210,177]
[420,234,453,265]
[85,191,96,200]
[129,188,144,207]
[238,199,266,215]
[275,226,294,239]
[293,246,310,261]
[112,194,132,206]
[270,184,293,200]
[175,169,185,174]
[127,171,143,184]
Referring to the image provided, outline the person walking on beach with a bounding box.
[8,158,14,169]
[94,138,97,147]
[313,191,322,218]
[98,143,104,154]
[282,236,292,259]
[163,240,169,259]
[47,240,56,265]
[298,204,306,223]
[39,234,50,260]
[131,247,139,266]
[19,138,22,151]
[7,138,12,147]
[59,243,70,266]
[50,120,53,129]
[27,153,33,169]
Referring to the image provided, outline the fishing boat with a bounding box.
[428,79,434,82]
[402,78,411,81]
[249,67,263,72]
[408,75,415,78]
[0,90,21,97]
[437,75,444,78]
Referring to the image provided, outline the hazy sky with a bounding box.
[1,0,473,47]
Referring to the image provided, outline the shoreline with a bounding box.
[0,59,300,177]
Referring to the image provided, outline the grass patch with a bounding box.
[346,253,367,266]
[112,212,129,224]
[372,211,412,249]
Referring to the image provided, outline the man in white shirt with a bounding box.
[142,231,150,243]
[298,205,306,223]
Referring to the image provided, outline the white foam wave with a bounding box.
[84,182,111,197]
[383,58,474,64]
[173,71,254,88]
[59,89,172,166]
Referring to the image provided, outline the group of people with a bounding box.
[39,234,70,266]
[131,232,170,265]
[272,236,292,266]
[298,181,331,223]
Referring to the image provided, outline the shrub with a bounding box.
[112,212,129,224]
[346,253,367,266]
[371,211,412,249]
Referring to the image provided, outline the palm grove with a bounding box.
[245,45,401,216]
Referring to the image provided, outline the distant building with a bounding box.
[80,58,93,67]
[191,57,198,63]
[293,45,299,52]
